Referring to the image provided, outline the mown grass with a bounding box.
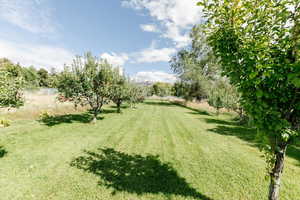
[0,100,300,200]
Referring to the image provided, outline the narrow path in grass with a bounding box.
[0,100,300,200]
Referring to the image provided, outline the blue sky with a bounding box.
[0,0,202,82]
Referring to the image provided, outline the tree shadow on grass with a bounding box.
[143,101,176,107]
[70,148,213,200]
[173,102,211,116]
[39,108,121,127]
[144,101,211,116]
[39,113,94,126]
[204,118,239,126]
[208,125,300,166]
[208,125,256,142]
[286,145,300,166]
[110,105,129,109]
[0,146,7,158]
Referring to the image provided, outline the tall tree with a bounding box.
[57,53,115,122]
[170,26,221,102]
[199,0,300,199]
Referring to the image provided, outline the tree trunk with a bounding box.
[268,143,288,200]
[117,102,121,113]
[92,112,98,124]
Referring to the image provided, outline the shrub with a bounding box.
[39,110,53,121]
[0,119,11,127]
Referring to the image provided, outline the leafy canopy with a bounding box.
[57,52,116,119]
[199,0,300,144]
[0,71,24,108]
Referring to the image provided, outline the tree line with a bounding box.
[0,58,60,88]
[0,53,147,122]
[57,52,147,121]
[170,1,299,200]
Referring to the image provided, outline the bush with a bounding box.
[39,110,53,121]
[0,119,11,127]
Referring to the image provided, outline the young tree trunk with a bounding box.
[216,108,220,116]
[92,113,97,123]
[117,102,121,113]
[92,109,99,124]
[268,143,288,200]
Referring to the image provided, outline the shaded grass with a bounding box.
[0,146,7,158]
[39,108,124,126]
[71,148,212,200]
[39,113,93,126]
[206,118,300,167]
[208,125,256,142]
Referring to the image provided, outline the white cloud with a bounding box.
[133,47,176,63]
[0,0,56,34]
[123,0,203,48]
[140,24,159,32]
[100,52,129,66]
[132,71,177,83]
[0,39,74,70]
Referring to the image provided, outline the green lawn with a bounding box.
[0,100,300,200]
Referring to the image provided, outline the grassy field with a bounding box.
[0,100,300,200]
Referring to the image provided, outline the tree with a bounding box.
[127,83,146,108]
[199,0,300,199]
[48,68,59,88]
[110,72,129,113]
[170,26,220,102]
[57,53,115,122]
[0,58,22,77]
[151,82,173,97]
[37,68,49,87]
[0,71,24,109]
[21,66,39,88]
[207,81,225,115]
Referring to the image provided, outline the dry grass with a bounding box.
[0,91,87,120]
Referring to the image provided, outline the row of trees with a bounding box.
[0,53,148,123]
[187,1,299,199]
[170,25,243,117]
[0,58,59,88]
[57,53,146,122]
[170,0,299,198]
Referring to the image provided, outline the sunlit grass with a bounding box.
[0,100,299,200]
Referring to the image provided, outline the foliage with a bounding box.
[207,78,243,117]
[21,66,40,87]
[199,0,300,199]
[207,86,224,115]
[0,58,60,89]
[57,52,115,122]
[109,72,130,113]
[170,25,222,102]
[39,110,54,122]
[0,118,11,127]
[0,71,24,108]
[127,83,146,108]
[151,82,173,97]
[37,68,50,87]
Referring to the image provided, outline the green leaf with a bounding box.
[256,90,263,98]
[196,2,203,6]
[291,78,300,88]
